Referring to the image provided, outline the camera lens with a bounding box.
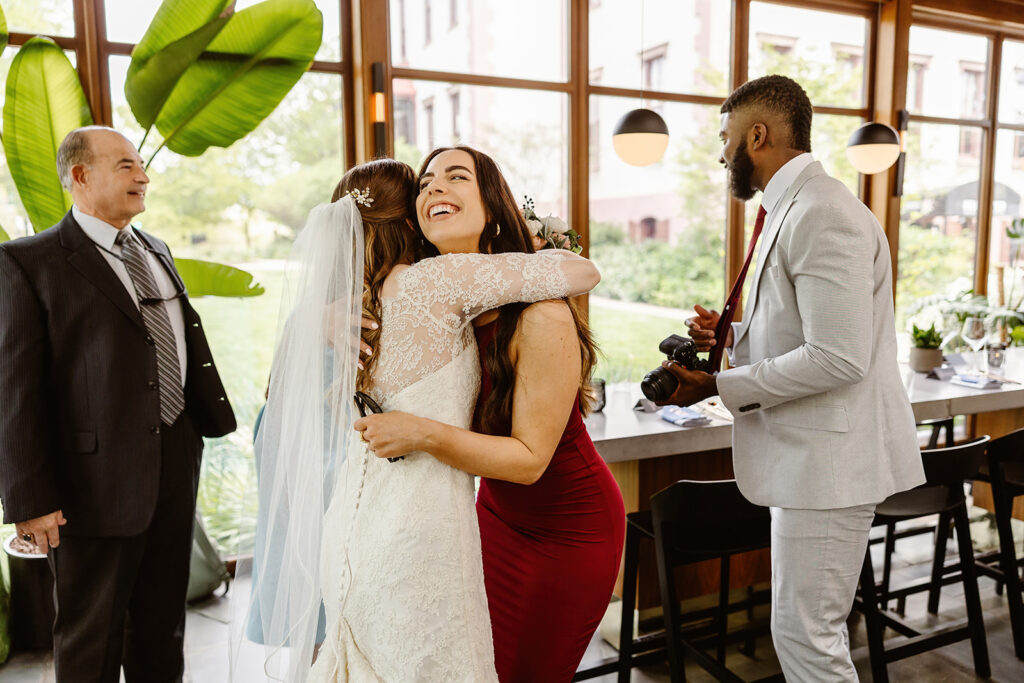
[641,366,678,402]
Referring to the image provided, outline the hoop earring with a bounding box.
[494,223,501,236]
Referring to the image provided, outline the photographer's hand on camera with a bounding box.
[653,361,718,408]
[685,304,732,352]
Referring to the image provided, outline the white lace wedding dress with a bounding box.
[309,251,582,682]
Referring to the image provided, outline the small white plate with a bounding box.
[3,534,47,559]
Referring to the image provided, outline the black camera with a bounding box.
[640,335,711,402]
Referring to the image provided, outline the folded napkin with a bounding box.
[950,374,1003,390]
[659,405,712,427]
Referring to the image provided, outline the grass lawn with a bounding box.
[589,297,690,383]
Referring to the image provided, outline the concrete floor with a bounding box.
[2,510,1023,682]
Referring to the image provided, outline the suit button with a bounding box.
[148,381,158,390]
[146,336,155,346]
[151,426,161,435]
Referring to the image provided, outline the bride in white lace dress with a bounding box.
[243,159,598,682]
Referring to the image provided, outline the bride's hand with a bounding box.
[358,317,377,367]
[354,411,422,460]
[324,309,377,367]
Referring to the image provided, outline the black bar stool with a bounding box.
[854,436,990,683]
[973,427,1024,660]
[650,479,777,682]
[869,417,956,611]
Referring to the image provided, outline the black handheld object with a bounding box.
[640,335,712,402]
[354,391,404,462]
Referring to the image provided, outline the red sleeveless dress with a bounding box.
[474,320,626,682]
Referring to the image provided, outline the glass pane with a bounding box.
[987,129,1024,341]
[588,0,731,97]
[907,26,989,120]
[588,96,726,382]
[999,40,1024,125]
[389,0,567,81]
[813,114,861,195]
[111,56,345,553]
[393,80,568,217]
[104,0,160,43]
[106,0,342,61]
[896,122,983,332]
[5,0,75,36]
[748,2,868,109]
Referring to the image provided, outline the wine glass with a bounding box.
[961,316,988,373]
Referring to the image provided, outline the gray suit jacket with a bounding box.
[716,162,925,509]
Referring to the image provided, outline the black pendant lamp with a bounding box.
[611,0,669,167]
[612,108,670,166]
[846,121,901,175]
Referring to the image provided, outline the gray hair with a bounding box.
[56,125,119,190]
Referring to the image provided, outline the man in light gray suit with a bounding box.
[658,75,925,681]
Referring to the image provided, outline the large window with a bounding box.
[898,26,990,331]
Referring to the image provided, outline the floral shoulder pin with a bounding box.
[521,196,582,254]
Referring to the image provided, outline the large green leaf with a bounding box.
[152,0,322,158]
[0,224,9,243]
[3,37,92,232]
[175,258,265,297]
[126,0,232,130]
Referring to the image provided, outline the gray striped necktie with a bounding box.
[115,229,185,425]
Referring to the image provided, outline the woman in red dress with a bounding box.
[357,146,625,681]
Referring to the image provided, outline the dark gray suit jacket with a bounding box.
[0,211,236,536]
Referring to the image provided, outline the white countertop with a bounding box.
[586,349,1024,464]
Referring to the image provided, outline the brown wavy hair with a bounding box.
[332,158,417,393]
[416,145,599,435]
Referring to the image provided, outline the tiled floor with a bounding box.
[2,511,1023,682]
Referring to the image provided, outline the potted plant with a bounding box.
[910,323,944,372]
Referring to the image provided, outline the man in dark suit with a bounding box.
[0,126,236,682]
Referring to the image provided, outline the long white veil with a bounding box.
[229,198,364,681]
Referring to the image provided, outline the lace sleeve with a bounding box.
[396,251,597,325]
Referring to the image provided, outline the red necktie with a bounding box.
[709,204,767,370]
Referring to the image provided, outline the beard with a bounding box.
[728,139,757,201]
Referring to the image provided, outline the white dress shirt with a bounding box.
[760,152,815,227]
[73,206,187,385]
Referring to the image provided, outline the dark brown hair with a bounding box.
[332,158,417,393]
[721,74,813,153]
[416,146,599,434]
